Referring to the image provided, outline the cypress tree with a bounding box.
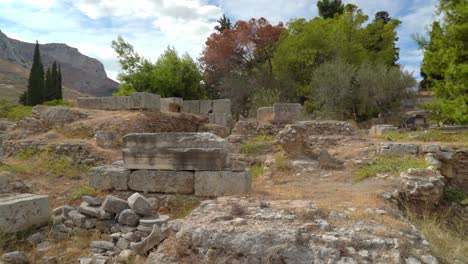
[44,67,53,101]
[26,41,45,106]
[57,64,63,100]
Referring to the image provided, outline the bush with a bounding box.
[274,153,290,171]
[43,99,76,107]
[354,156,428,182]
[443,189,468,205]
[67,185,100,201]
[6,105,33,121]
[249,163,264,178]
[0,99,16,118]
[240,135,275,156]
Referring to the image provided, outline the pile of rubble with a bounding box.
[89,132,251,197]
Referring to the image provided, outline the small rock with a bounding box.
[102,195,130,214]
[26,232,45,246]
[36,241,51,252]
[139,215,169,226]
[79,202,102,218]
[116,237,130,250]
[69,210,87,227]
[127,193,152,216]
[420,255,438,264]
[116,249,136,263]
[90,240,115,252]
[231,218,247,226]
[83,218,97,229]
[82,196,102,206]
[405,257,422,264]
[2,251,29,264]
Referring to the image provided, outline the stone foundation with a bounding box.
[272,103,303,124]
[0,194,49,233]
[77,93,161,111]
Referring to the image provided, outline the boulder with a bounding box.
[128,170,194,194]
[398,168,445,210]
[118,209,140,227]
[88,165,130,191]
[1,251,29,264]
[101,195,130,214]
[0,194,49,233]
[127,193,152,216]
[380,142,419,156]
[194,170,251,196]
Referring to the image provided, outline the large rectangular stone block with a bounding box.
[123,148,229,171]
[101,96,132,110]
[187,100,200,114]
[256,107,273,124]
[273,103,303,124]
[194,170,251,196]
[209,113,232,127]
[369,125,398,136]
[212,99,231,114]
[77,97,103,110]
[129,170,194,194]
[88,165,130,191]
[0,194,49,233]
[130,92,161,110]
[199,100,213,115]
[161,97,183,112]
[182,101,190,113]
[123,133,228,149]
[380,142,419,156]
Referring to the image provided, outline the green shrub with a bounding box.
[6,105,33,121]
[274,153,290,171]
[383,130,468,146]
[67,185,100,201]
[443,189,468,205]
[249,163,264,178]
[240,135,275,156]
[43,99,76,107]
[354,156,428,182]
[0,99,16,118]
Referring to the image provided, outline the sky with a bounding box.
[0,0,438,82]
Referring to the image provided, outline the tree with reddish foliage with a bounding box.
[200,18,284,114]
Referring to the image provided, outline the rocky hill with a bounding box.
[0,30,118,97]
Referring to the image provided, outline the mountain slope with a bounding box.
[0,30,118,97]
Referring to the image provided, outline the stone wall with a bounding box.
[77,93,161,111]
[181,99,231,115]
[89,133,251,196]
[272,103,303,124]
[256,107,273,124]
[161,97,183,112]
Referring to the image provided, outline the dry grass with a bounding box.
[354,156,428,182]
[159,195,202,219]
[383,130,468,147]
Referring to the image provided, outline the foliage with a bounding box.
[200,18,284,115]
[240,135,275,156]
[0,229,35,256]
[249,163,264,178]
[162,196,201,219]
[43,99,76,107]
[214,14,232,33]
[249,88,280,116]
[44,62,63,102]
[112,37,206,99]
[383,130,468,146]
[354,156,428,182]
[317,0,344,19]
[443,189,468,206]
[67,185,100,201]
[311,59,415,121]
[0,99,15,118]
[274,153,290,171]
[26,41,45,106]
[417,0,468,124]
[6,105,33,121]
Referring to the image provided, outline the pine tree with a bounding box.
[214,14,232,33]
[26,41,45,106]
[317,0,344,19]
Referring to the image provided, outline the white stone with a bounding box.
[0,194,49,233]
[194,170,251,196]
[127,193,152,216]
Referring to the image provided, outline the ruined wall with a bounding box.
[77,93,161,111]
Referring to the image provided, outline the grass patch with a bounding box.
[67,185,100,201]
[0,229,35,256]
[240,135,275,156]
[162,195,201,219]
[43,99,76,107]
[354,156,428,182]
[6,105,33,122]
[249,163,264,178]
[0,99,16,119]
[408,211,468,264]
[383,130,468,146]
[274,153,290,171]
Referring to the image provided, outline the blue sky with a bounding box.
[0,0,438,81]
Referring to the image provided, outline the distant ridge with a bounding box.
[0,30,118,96]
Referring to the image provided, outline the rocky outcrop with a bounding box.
[0,30,118,96]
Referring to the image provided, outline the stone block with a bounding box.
[380,142,419,156]
[123,148,229,171]
[130,92,161,110]
[128,170,194,194]
[0,172,10,191]
[127,193,152,216]
[0,194,49,233]
[199,100,213,115]
[95,131,119,149]
[194,170,251,196]
[181,101,190,113]
[123,132,229,149]
[369,125,398,136]
[209,113,232,127]
[77,97,103,110]
[161,97,183,112]
[88,165,130,191]
[212,99,231,114]
[272,103,303,124]
[256,107,273,124]
[101,96,131,110]
[102,195,130,214]
[187,100,200,114]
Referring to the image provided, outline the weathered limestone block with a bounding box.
[88,165,130,191]
[128,170,194,194]
[0,172,10,191]
[187,100,200,114]
[194,170,251,196]
[199,100,213,115]
[380,142,419,156]
[127,193,152,216]
[369,125,398,136]
[77,97,103,110]
[102,195,130,214]
[95,131,119,149]
[212,99,231,114]
[209,113,232,127]
[0,194,49,233]
[272,103,303,125]
[123,132,228,149]
[77,93,160,111]
[181,101,190,113]
[101,96,131,110]
[129,92,161,110]
[161,97,183,112]
[398,168,445,210]
[256,107,273,124]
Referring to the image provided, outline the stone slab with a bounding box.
[199,100,213,115]
[256,107,273,124]
[88,165,130,191]
[272,103,303,124]
[212,99,231,114]
[187,100,200,114]
[95,131,119,149]
[380,142,419,156]
[209,113,232,127]
[129,92,161,110]
[0,194,49,233]
[77,93,160,111]
[123,132,228,149]
[123,148,229,171]
[194,170,251,196]
[128,170,194,194]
